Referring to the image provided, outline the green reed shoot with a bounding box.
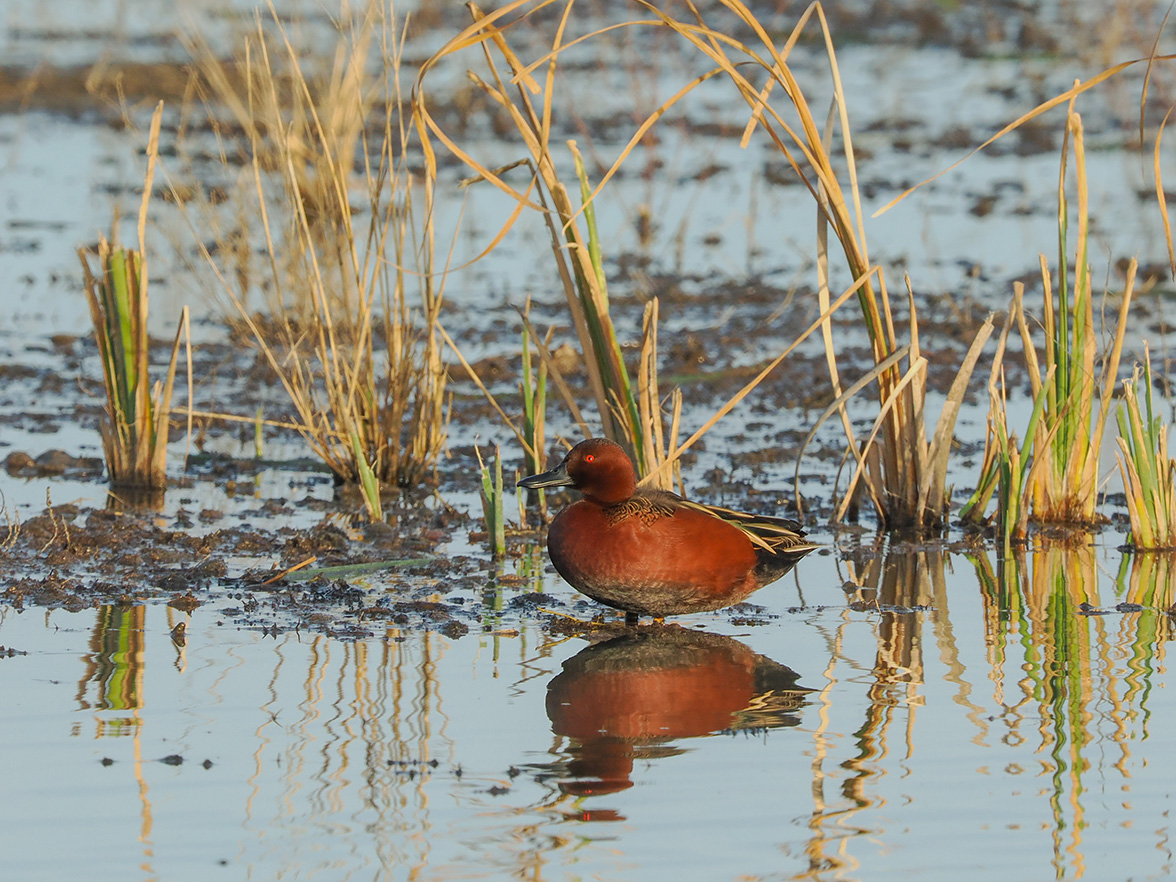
[960,286,1051,546]
[82,102,191,491]
[476,446,506,558]
[350,431,383,522]
[520,319,548,520]
[1025,110,1133,525]
[1116,347,1176,549]
[965,107,1134,532]
[992,360,1054,549]
[568,145,646,465]
[254,407,265,459]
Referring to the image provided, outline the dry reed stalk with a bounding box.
[613,1,985,526]
[414,2,890,504]
[82,102,192,491]
[186,2,447,500]
[416,3,672,482]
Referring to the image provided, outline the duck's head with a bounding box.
[518,438,637,506]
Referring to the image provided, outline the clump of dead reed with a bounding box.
[417,1,908,504]
[187,3,447,511]
[82,103,191,491]
[636,1,993,527]
[416,4,681,487]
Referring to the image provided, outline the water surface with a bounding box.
[2,543,1172,881]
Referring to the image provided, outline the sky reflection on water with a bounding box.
[1,543,1173,881]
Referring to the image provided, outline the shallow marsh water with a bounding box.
[4,1,1176,880]
[2,542,1174,880]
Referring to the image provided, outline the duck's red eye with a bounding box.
[584,454,595,463]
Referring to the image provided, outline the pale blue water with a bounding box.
[1,542,1172,881]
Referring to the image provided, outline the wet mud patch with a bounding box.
[0,496,498,635]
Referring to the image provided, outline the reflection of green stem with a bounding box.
[1118,553,1174,727]
[89,604,143,716]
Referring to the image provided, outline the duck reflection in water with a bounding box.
[542,625,810,810]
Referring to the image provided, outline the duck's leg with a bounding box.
[625,611,640,627]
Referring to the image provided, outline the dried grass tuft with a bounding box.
[186,2,447,510]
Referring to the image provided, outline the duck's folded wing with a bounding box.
[675,499,818,555]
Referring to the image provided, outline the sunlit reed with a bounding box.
[82,102,191,491]
[519,313,548,521]
[477,445,506,558]
[1116,347,1176,549]
[963,105,1135,539]
[416,1,933,509]
[414,4,677,485]
[187,2,447,509]
[639,1,990,528]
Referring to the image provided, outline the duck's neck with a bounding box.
[580,463,636,506]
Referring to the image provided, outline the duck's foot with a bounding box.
[539,609,628,637]
[623,613,666,628]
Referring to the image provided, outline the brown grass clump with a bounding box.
[186,3,447,501]
[415,1,912,505]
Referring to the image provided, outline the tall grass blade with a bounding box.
[1116,345,1176,549]
[350,431,383,522]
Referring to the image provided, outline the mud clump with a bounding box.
[5,449,104,478]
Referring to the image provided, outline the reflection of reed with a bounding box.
[542,626,808,804]
[77,604,146,720]
[842,538,948,730]
[77,604,153,876]
[1117,553,1175,716]
[482,544,547,664]
[245,629,452,876]
[815,539,985,877]
[971,544,1173,877]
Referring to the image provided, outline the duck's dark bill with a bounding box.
[518,461,574,490]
